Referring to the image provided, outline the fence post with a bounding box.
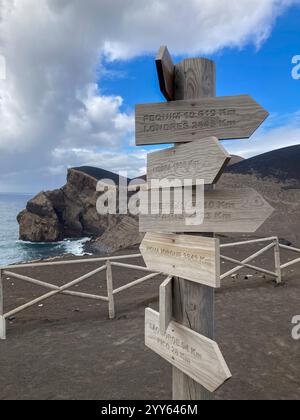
[0,269,6,340]
[106,260,115,320]
[274,238,282,284]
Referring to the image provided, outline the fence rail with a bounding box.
[1,237,300,340]
[220,237,280,282]
[0,254,162,340]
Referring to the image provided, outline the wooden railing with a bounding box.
[1,236,300,340]
[220,237,300,283]
[220,237,282,283]
[0,254,162,340]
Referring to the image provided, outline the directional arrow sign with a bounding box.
[135,95,269,146]
[139,188,274,233]
[147,136,231,185]
[140,233,220,288]
[145,308,232,393]
[156,46,175,102]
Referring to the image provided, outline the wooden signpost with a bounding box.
[159,276,173,335]
[140,233,220,287]
[147,137,230,185]
[156,46,175,102]
[145,308,232,393]
[135,95,269,146]
[139,188,274,234]
[136,45,272,400]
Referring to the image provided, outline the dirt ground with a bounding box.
[0,245,300,400]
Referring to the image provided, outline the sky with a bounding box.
[0,0,300,193]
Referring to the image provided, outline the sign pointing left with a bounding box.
[147,136,230,185]
[140,232,220,288]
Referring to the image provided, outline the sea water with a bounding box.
[0,193,90,267]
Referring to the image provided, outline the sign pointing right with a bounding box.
[145,308,232,393]
[135,94,269,146]
[139,188,274,234]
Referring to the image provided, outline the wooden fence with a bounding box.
[220,236,282,283]
[1,236,300,340]
[0,254,162,340]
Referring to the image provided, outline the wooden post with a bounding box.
[274,238,282,284]
[172,58,216,400]
[106,260,115,320]
[0,269,6,340]
[159,276,173,335]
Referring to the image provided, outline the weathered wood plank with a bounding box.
[140,233,220,288]
[159,276,173,334]
[174,58,216,100]
[0,316,5,340]
[0,269,3,318]
[147,137,230,185]
[274,239,282,284]
[3,266,106,319]
[106,260,115,320]
[139,188,274,233]
[135,95,269,145]
[156,46,175,101]
[145,308,232,393]
[171,56,216,401]
[0,271,5,339]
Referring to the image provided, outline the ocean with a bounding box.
[0,193,90,267]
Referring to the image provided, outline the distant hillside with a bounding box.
[228,155,244,166]
[18,144,300,250]
[226,145,300,181]
[73,166,130,185]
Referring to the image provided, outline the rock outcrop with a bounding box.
[18,167,123,244]
[18,196,62,242]
[88,215,144,254]
[18,146,300,253]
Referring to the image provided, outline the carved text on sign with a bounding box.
[142,109,237,134]
[140,233,220,287]
[145,308,232,392]
[135,95,269,145]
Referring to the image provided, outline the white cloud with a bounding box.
[102,0,300,59]
[63,84,135,148]
[0,0,298,191]
[224,111,300,158]
[52,147,147,179]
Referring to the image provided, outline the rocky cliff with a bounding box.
[18,147,300,253]
[18,167,134,249]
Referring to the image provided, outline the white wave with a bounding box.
[63,238,92,256]
[14,237,92,257]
